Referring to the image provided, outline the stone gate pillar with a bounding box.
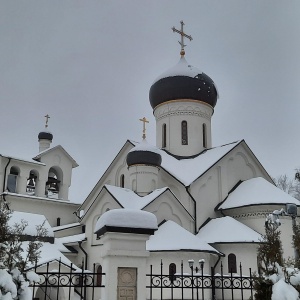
[94,209,157,300]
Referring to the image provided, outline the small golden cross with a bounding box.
[139,117,149,140]
[172,20,193,56]
[44,114,50,128]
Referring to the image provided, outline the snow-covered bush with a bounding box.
[0,199,46,299]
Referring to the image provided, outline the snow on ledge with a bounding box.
[94,209,158,233]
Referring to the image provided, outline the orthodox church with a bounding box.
[0,22,299,300]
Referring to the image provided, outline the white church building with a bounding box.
[0,24,299,300]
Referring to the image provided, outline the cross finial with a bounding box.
[139,117,149,140]
[172,20,193,57]
[44,114,50,128]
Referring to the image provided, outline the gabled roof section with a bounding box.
[79,140,136,210]
[33,145,78,168]
[197,216,262,244]
[159,141,240,186]
[105,185,168,209]
[218,177,300,210]
[0,154,45,166]
[146,220,221,255]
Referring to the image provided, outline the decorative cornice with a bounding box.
[154,99,212,121]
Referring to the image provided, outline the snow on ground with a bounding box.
[94,209,158,233]
[147,220,219,254]
[219,177,300,210]
[197,216,261,243]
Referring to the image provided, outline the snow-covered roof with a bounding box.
[218,177,300,210]
[0,153,45,166]
[128,139,161,155]
[197,216,262,243]
[56,233,86,245]
[159,141,239,186]
[9,211,53,237]
[94,209,158,233]
[23,241,79,270]
[53,222,81,232]
[153,57,203,83]
[146,220,220,255]
[105,185,168,209]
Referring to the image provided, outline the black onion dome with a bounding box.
[38,131,53,141]
[127,142,162,167]
[149,57,218,109]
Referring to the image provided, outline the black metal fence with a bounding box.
[147,261,254,300]
[30,260,105,300]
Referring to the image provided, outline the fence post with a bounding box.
[211,266,216,300]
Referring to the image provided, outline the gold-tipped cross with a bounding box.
[139,117,149,140]
[44,114,50,128]
[172,20,193,56]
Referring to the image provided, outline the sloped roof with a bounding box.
[33,145,78,168]
[130,140,240,186]
[24,241,79,270]
[218,177,300,210]
[105,185,168,209]
[0,153,45,166]
[56,233,86,245]
[9,211,53,237]
[197,216,262,243]
[146,220,220,255]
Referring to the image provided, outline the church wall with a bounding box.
[144,192,194,232]
[214,244,259,275]
[191,167,221,229]
[158,169,194,215]
[5,194,79,227]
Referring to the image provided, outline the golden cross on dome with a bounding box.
[139,117,149,140]
[172,20,193,56]
[44,114,50,128]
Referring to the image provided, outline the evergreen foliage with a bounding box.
[0,198,47,299]
[254,220,283,300]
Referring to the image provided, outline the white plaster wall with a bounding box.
[128,165,159,195]
[5,194,79,227]
[154,100,213,157]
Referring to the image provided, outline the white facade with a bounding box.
[1,53,299,300]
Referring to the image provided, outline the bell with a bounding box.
[28,178,35,187]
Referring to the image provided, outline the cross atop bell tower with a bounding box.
[172,20,193,57]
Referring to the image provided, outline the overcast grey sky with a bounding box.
[1,1,300,203]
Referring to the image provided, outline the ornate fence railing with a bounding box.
[146,261,254,300]
[30,260,105,300]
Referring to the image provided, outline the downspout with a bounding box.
[1,157,11,209]
[78,241,88,270]
[186,186,197,234]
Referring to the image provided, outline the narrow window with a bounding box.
[202,123,207,148]
[56,218,61,226]
[169,263,176,283]
[120,174,125,188]
[97,265,103,286]
[181,121,188,145]
[228,253,237,273]
[162,124,167,148]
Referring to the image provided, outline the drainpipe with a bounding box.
[186,186,197,234]
[1,157,11,209]
[78,241,88,270]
